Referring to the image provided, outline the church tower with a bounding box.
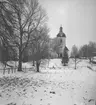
[56,26,68,57]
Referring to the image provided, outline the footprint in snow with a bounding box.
[40,99,42,101]
[44,90,46,92]
[0,94,2,97]
[50,91,55,94]
[6,102,16,105]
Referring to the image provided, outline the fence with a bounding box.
[0,67,35,75]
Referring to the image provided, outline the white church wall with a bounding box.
[56,37,66,54]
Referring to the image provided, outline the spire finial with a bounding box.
[60,25,63,32]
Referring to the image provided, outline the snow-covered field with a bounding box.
[0,59,96,105]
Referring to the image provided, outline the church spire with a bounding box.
[60,25,63,32]
[57,25,66,37]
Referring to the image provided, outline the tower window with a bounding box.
[60,39,62,43]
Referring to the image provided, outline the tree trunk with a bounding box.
[75,63,76,69]
[33,60,35,66]
[18,59,22,71]
[89,57,92,63]
[75,58,76,69]
[36,60,40,72]
[18,15,23,71]
[18,49,22,71]
[58,54,59,58]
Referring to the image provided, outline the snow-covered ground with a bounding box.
[0,59,96,105]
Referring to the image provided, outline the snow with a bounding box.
[0,59,96,105]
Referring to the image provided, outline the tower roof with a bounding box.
[57,26,66,37]
[64,46,69,51]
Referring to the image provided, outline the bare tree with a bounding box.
[62,47,69,66]
[79,44,88,59]
[48,38,58,59]
[29,26,50,72]
[87,42,96,63]
[0,0,47,71]
[78,42,96,62]
[71,45,81,69]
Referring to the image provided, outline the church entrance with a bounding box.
[58,53,62,58]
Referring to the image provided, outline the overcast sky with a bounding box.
[39,0,96,50]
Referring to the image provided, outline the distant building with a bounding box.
[56,26,69,57]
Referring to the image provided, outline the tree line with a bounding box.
[70,42,96,69]
[71,42,96,60]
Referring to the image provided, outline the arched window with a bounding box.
[60,39,62,43]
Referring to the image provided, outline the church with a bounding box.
[56,26,69,58]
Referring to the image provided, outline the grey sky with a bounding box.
[40,0,96,50]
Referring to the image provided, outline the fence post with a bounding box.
[25,67,26,72]
[14,68,16,73]
[12,68,14,73]
[3,67,5,75]
[8,68,10,74]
